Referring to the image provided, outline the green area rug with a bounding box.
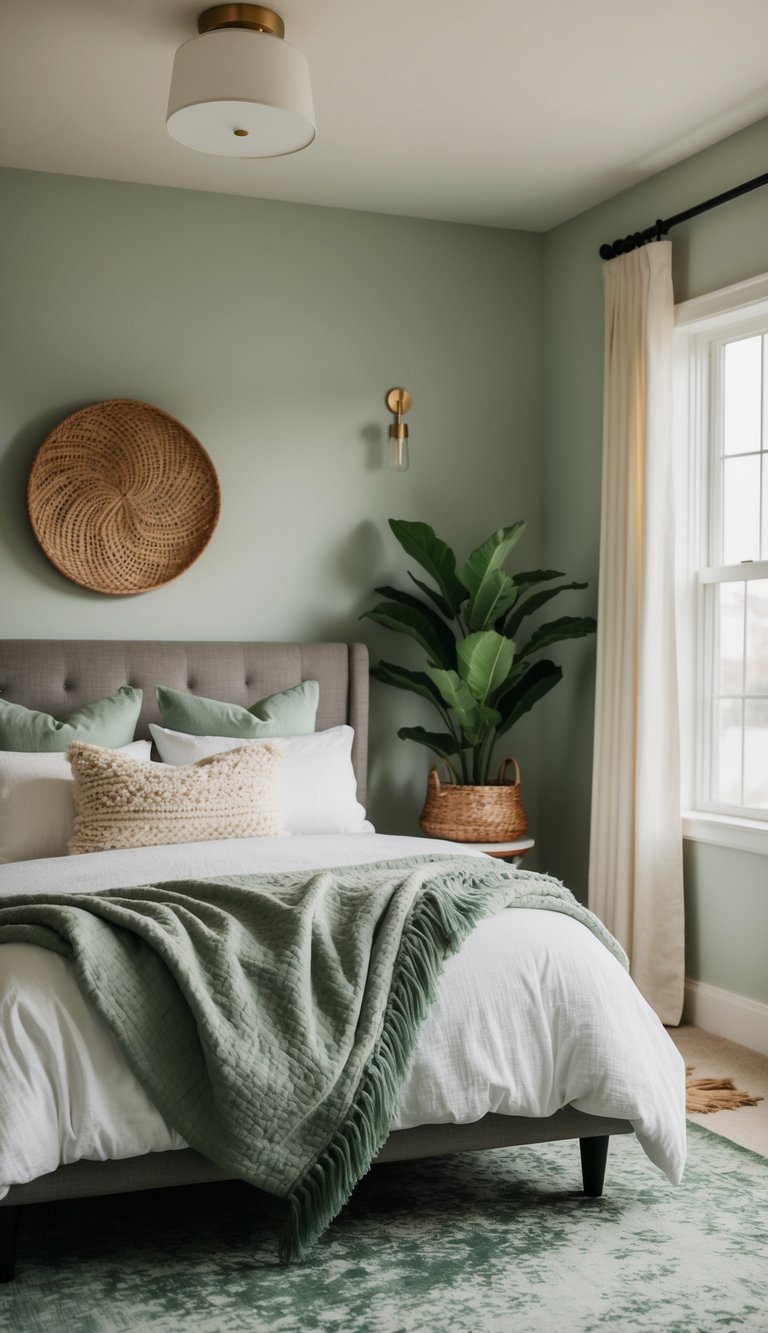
[2,1124,766,1333]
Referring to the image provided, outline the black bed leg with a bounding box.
[579,1135,609,1197]
[0,1207,19,1283]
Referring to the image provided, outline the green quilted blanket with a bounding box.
[0,854,626,1260]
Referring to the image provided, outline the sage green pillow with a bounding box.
[0,686,143,753]
[154,680,319,739]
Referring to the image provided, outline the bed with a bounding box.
[0,639,686,1280]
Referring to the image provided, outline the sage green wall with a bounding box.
[541,117,768,1004]
[683,842,768,1004]
[0,166,544,838]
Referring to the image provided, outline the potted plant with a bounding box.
[362,518,596,841]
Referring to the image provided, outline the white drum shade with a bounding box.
[167,28,316,157]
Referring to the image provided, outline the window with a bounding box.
[675,276,768,854]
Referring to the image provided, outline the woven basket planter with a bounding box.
[419,759,528,843]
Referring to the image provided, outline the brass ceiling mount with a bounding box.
[197,4,286,38]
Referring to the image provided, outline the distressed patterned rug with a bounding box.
[2,1124,766,1333]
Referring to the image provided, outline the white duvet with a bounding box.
[0,834,686,1199]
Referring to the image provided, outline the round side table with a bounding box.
[469,837,534,866]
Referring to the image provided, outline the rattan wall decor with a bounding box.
[27,399,220,595]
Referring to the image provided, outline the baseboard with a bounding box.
[683,978,768,1057]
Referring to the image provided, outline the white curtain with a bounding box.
[588,240,684,1026]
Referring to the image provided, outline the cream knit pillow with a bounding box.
[68,741,284,854]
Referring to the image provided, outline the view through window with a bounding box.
[703,330,768,816]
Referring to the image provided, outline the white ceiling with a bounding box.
[3,0,768,231]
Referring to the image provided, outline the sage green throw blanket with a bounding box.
[0,854,626,1260]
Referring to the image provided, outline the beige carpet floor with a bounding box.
[670,1024,768,1158]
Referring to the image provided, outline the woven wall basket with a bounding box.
[419,759,529,842]
[27,399,220,595]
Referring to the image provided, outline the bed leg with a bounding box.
[0,1207,19,1283]
[579,1135,609,1197]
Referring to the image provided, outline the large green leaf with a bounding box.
[388,519,467,615]
[508,568,565,597]
[494,570,564,632]
[407,572,454,621]
[460,522,526,598]
[456,631,516,703]
[373,584,456,649]
[396,726,461,761]
[464,708,502,747]
[466,570,519,632]
[494,660,562,737]
[503,581,588,639]
[427,668,475,715]
[516,615,597,660]
[370,661,448,713]
[427,668,501,745]
[361,602,456,668]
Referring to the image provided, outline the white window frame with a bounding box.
[675,272,768,856]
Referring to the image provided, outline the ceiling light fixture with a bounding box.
[167,4,316,159]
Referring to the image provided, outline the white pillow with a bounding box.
[0,742,153,865]
[149,724,374,835]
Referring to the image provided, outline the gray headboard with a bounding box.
[0,640,370,804]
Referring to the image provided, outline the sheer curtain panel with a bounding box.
[588,241,684,1025]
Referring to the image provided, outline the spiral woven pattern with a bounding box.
[28,400,220,595]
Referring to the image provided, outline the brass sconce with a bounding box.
[385,387,412,472]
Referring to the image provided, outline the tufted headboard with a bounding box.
[0,640,370,804]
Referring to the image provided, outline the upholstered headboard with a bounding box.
[0,640,370,804]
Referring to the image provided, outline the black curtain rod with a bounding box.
[599,168,768,260]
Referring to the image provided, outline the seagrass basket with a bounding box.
[27,399,220,596]
[419,758,528,842]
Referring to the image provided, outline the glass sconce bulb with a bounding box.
[390,433,410,472]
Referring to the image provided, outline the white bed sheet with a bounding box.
[0,834,686,1199]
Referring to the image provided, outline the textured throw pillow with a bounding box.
[149,724,374,835]
[0,742,152,865]
[154,680,319,739]
[0,687,143,753]
[68,741,284,854]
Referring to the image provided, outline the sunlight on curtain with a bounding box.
[588,241,684,1025]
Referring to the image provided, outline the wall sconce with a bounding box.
[386,388,412,472]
